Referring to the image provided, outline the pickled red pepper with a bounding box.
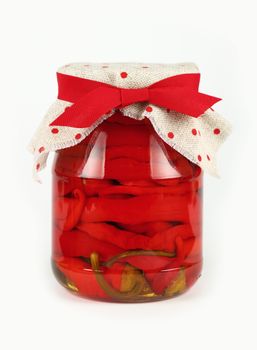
[52,113,202,301]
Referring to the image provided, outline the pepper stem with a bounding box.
[104,249,176,268]
[90,252,144,300]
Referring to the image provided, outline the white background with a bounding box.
[1,1,256,349]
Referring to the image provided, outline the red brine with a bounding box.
[52,112,202,302]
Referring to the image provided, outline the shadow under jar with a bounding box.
[52,112,203,302]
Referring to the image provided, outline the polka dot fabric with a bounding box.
[29,62,232,179]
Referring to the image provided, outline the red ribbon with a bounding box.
[50,72,221,128]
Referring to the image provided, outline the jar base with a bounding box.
[52,257,202,303]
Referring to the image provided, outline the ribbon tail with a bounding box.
[194,92,222,117]
[50,87,121,128]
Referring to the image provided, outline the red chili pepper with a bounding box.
[120,180,158,187]
[104,158,152,180]
[82,179,114,197]
[183,236,202,263]
[53,175,84,196]
[80,194,191,224]
[60,229,123,261]
[52,228,63,257]
[77,222,195,251]
[54,154,86,177]
[124,236,186,294]
[162,143,197,178]
[106,145,150,163]
[120,221,173,236]
[54,188,85,231]
[98,181,196,197]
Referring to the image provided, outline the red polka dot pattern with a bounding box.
[168,132,174,139]
[214,128,220,135]
[120,72,128,79]
[38,146,45,153]
[31,64,230,178]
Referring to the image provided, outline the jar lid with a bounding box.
[29,62,231,179]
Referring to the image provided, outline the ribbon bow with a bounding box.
[50,72,221,128]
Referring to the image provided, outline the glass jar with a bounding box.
[52,111,202,302]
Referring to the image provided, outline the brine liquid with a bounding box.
[52,114,202,302]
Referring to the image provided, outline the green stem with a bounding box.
[104,249,176,268]
[90,252,144,300]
